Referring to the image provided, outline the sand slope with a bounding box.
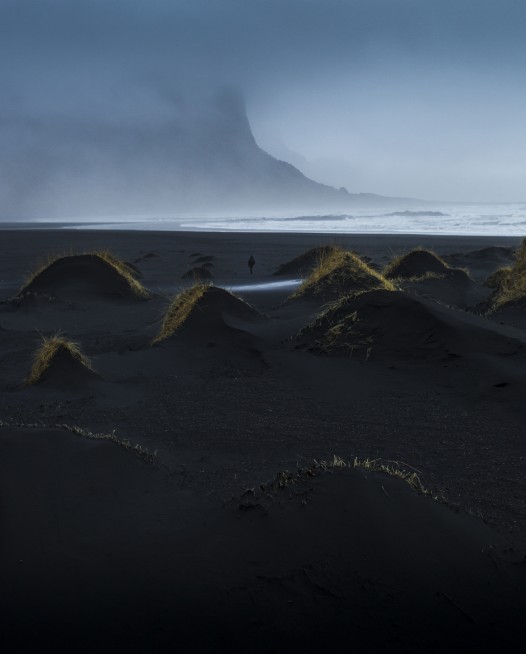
[1,425,524,653]
[300,289,521,361]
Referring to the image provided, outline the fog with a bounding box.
[1,0,526,220]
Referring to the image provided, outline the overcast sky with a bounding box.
[1,0,525,203]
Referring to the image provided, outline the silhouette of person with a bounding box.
[248,255,256,274]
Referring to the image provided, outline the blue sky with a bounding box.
[1,0,525,203]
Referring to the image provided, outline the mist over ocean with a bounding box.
[59,203,526,236]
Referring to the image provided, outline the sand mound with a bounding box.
[154,285,261,343]
[384,248,450,279]
[463,245,515,261]
[180,266,214,281]
[290,248,395,302]
[300,289,518,360]
[19,253,149,301]
[401,267,489,309]
[193,255,215,264]
[26,336,100,387]
[1,432,524,653]
[274,245,341,276]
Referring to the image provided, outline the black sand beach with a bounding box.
[1,227,525,652]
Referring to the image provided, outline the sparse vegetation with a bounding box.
[292,247,396,299]
[488,239,526,310]
[297,290,374,355]
[95,250,149,297]
[258,454,440,499]
[59,423,158,464]
[484,267,512,290]
[26,334,94,385]
[397,271,447,283]
[19,250,150,298]
[153,282,210,343]
[0,418,157,464]
[273,244,341,276]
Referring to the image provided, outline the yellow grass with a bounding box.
[293,247,396,298]
[152,282,209,343]
[95,250,149,298]
[484,267,512,289]
[490,239,526,310]
[20,250,149,298]
[26,335,94,385]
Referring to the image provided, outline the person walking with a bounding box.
[248,255,256,274]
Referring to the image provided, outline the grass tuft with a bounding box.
[489,239,526,310]
[153,282,210,343]
[26,334,94,385]
[292,247,396,299]
[258,454,441,500]
[484,267,512,290]
[94,250,149,297]
[296,290,376,356]
[0,419,157,465]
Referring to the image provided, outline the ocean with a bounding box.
[31,202,526,236]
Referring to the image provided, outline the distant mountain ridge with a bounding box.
[0,89,417,219]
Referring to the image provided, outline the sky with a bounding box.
[1,0,526,211]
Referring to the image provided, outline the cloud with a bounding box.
[1,0,526,214]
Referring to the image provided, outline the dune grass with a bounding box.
[95,250,150,297]
[383,247,450,279]
[259,454,439,499]
[297,290,373,355]
[489,239,526,310]
[26,334,94,385]
[153,282,210,343]
[274,244,341,276]
[293,247,396,298]
[20,250,149,298]
[0,418,157,464]
[484,267,512,290]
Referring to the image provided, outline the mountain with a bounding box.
[0,90,362,220]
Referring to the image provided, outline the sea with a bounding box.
[21,202,526,236]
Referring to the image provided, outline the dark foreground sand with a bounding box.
[1,228,525,652]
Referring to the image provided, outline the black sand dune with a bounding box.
[133,251,159,263]
[402,268,491,309]
[1,425,524,653]
[155,285,263,345]
[442,246,516,284]
[26,343,101,388]
[384,248,451,279]
[181,265,214,281]
[300,289,521,360]
[383,249,492,308]
[288,250,393,304]
[192,255,216,264]
[17,253,149,302]
[460,245,515,260]
[273,245,340,276]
